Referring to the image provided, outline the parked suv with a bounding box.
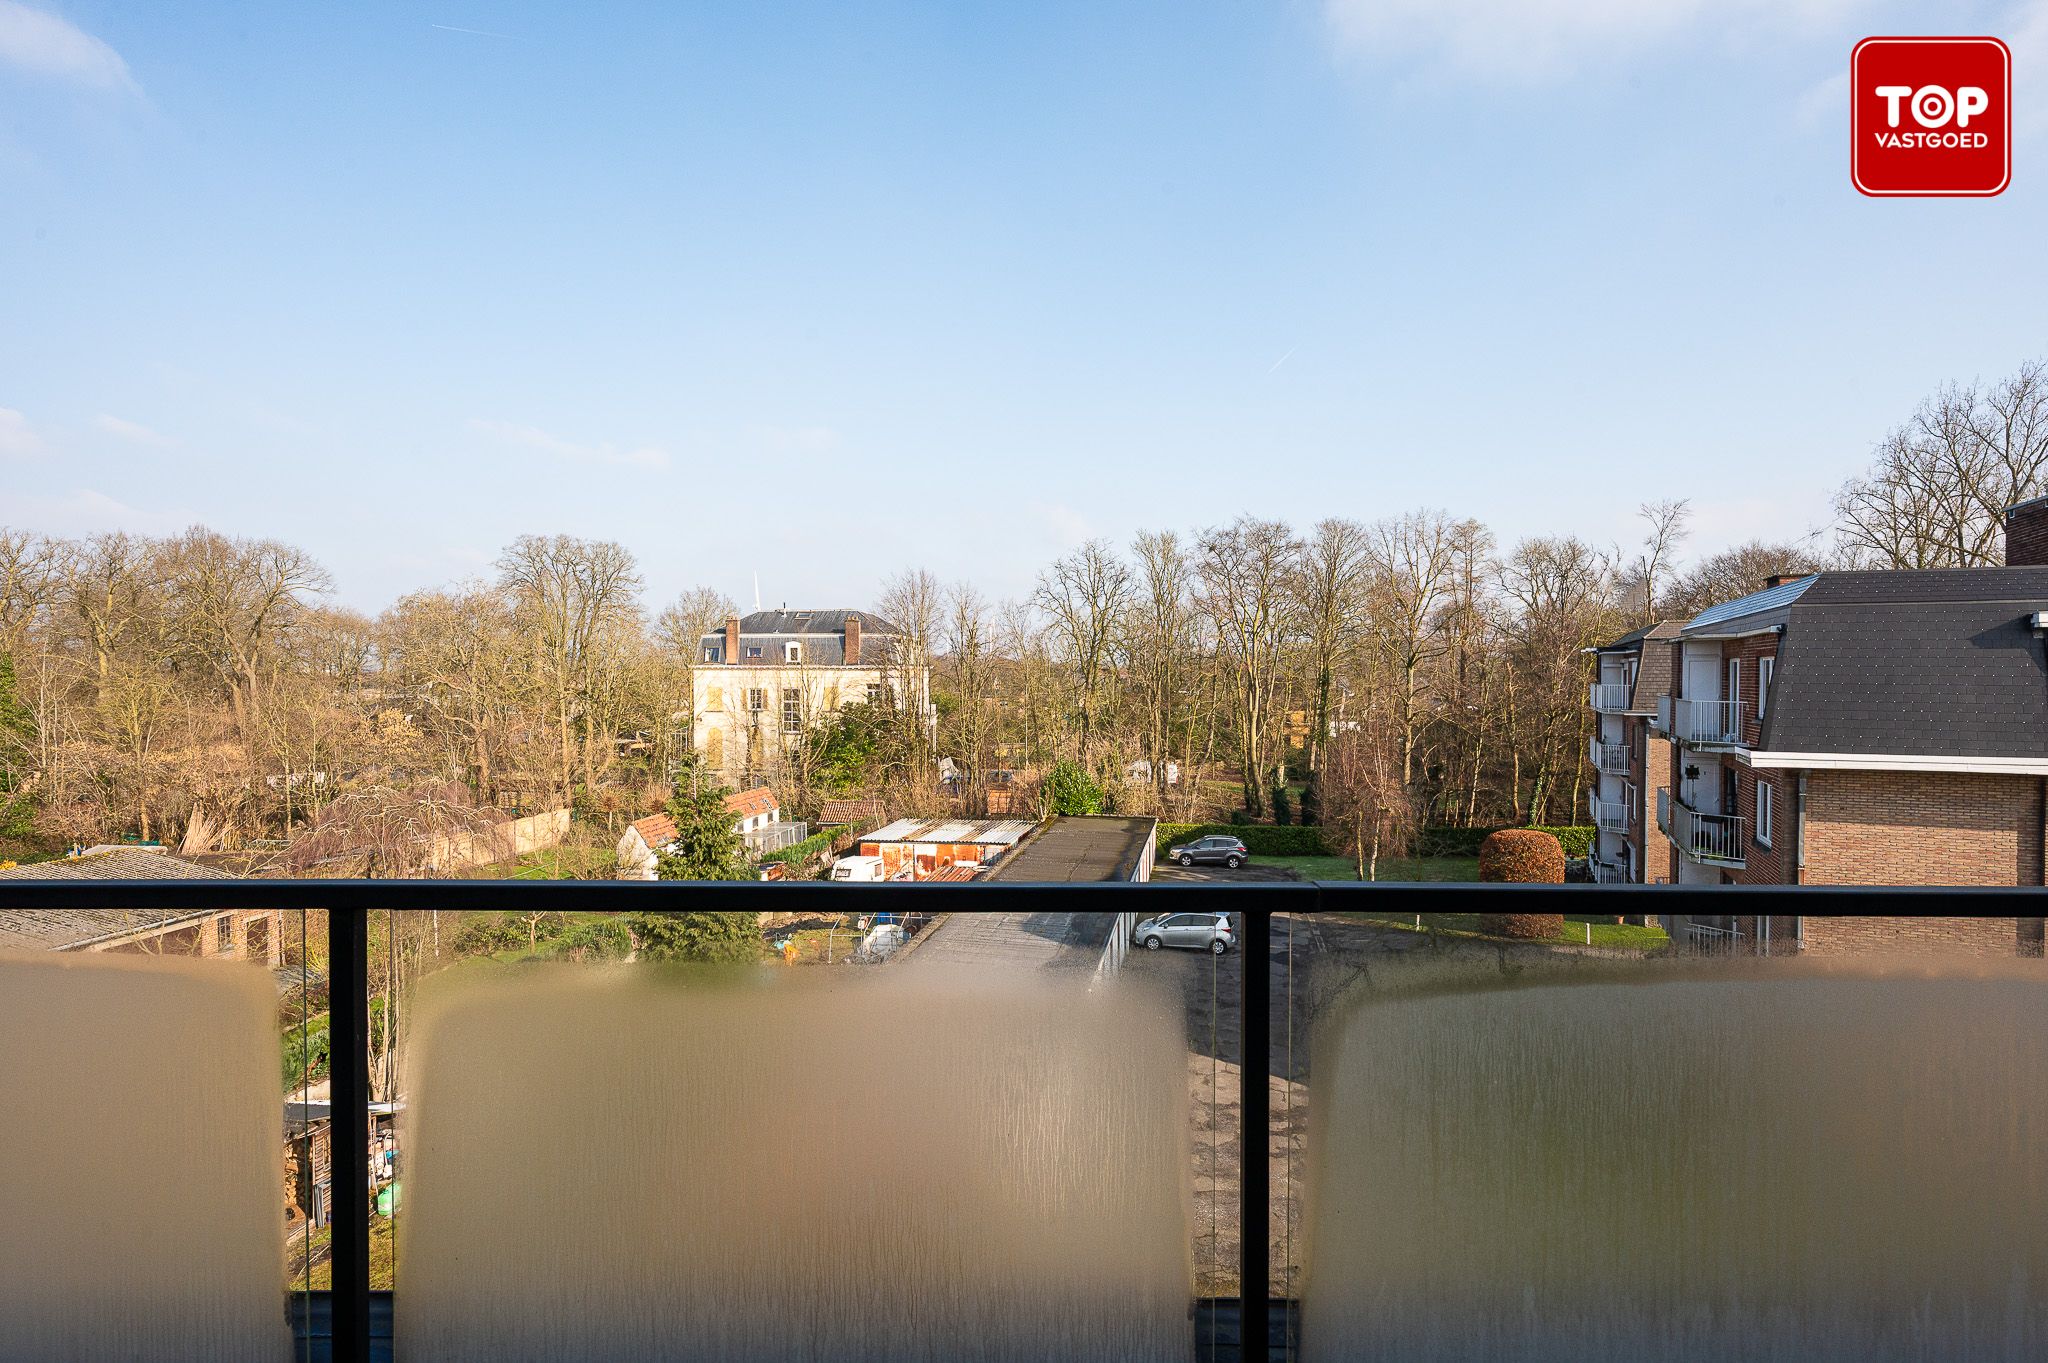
[1165,834,1248,869]
[1132,912,1235,954]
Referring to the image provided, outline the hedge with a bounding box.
[1156,823,1331,857]
[760,824,853,869]
[1478,828,1566,884]
[1418,823,1594,860]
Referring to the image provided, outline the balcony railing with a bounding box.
[15,878,2046,1363]
[1665,793,1747,867]
[1588,788,1630,832]
[1589,855,1629,884]
[1589,737,1629,775]
[1589,681,1631,713]
[1657,695,1744,747]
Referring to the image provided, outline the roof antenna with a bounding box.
[753,572,761,612]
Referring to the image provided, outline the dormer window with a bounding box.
[703,647,718,663]
[745,645,763,659]
[785,641,802,662]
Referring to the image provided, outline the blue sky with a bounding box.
[3,0,2045,613]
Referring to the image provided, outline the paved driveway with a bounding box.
[901,910,1111,970]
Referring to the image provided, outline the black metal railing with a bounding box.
[5,878,2044,1363]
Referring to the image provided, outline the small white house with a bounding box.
[615,787,804,880]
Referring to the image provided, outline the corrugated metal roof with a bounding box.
[1683,575,1818,633]
[862,818,1034,845]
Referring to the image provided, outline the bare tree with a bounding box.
[1196,516,1300,817]
[1626,499,1690,625]
[1292,518,1369,774]
[1361,510,1460,790]
[1034,540,1133,764]
[1128,530,1197,803]
[496,534,644,798]
[1835,361,2048,566]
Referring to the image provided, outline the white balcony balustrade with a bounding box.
[1589,738,1629,775]
[1665,794,1746,867]
[1657,695,1744,747]
[1589,682,1631,713]
[1588,788,1631,833]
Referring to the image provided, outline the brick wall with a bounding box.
[1627,715,1674,882]
[2007,497,2048,566]
[1721,634,1778,748]
[1803,769,2048,886]
[1798,916,2030,955]
[1727,761,1796,885]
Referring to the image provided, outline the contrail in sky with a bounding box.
[1267,346,1298,374]
[431,23,515,39]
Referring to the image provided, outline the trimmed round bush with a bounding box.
[1478,828,1565,883]
[1475,912,1567,940]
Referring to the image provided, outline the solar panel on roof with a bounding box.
[1684,575,1818,632]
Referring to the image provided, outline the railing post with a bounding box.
[328,907,371,1363]
[1240,907,1270,1362]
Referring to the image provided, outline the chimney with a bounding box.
[2005,495,2048,566]
[1763,574,1794,589]
[844,613,862,666]
[724,616,740,664]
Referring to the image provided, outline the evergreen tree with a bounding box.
[654,756,752,880]
[628,911,762,963]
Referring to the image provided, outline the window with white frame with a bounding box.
[1725,658,1741,710]
[745,645,763,659]
[747,688,766,712]
[785,641,802,662]
[1758,656,1773,717]
[1756,778,1773,847]
[782,687,802,733]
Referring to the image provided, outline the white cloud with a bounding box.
[92,412,176,447]
[0,1,135,90]
[0,406,43,458]
[1794,70,1848,130]
[467,418,670,470]
[12,487,188,535]
[1323,0,1868,81]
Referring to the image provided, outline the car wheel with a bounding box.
[1225,855,1242,869]
[1210,939,1228,955]
[1143,936,1163,950]
[1178,853,1193,866]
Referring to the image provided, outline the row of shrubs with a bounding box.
[1155,823,1332,856]
[760,824,853,869]
[1416,823,1594,860]
[1154,822,1596,861]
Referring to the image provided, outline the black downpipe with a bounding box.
[1239,908,1271,1362]
[328,909,371,1363]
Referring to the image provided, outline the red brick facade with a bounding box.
[1802,769,2047,886]
[1707,914,2042,955]
[1627,713,1673,883]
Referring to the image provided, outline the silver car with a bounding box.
[1133,912,1235,954]
[1166,834,1248,869]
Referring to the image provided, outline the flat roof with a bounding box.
[0,908,216,952]
[985,816,1157,883]
[862,818,1035,845]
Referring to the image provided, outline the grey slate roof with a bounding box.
[1627,623,1682,712]
[698,609,907,666]
[1757,568,2048,759]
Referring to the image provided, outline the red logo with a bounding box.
[1852,37,2010,197]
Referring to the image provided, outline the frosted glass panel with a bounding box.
[1306,966,2048,1362]
[400,969,1190,1361]
[0,951,290,1363]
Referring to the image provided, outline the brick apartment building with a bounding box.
[1587,622,1680,882]
[1642,496,2048,951]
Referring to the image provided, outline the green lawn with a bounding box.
[1262,854,1480,883]
[473,845,618,880]
[1331,910,1670,950]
